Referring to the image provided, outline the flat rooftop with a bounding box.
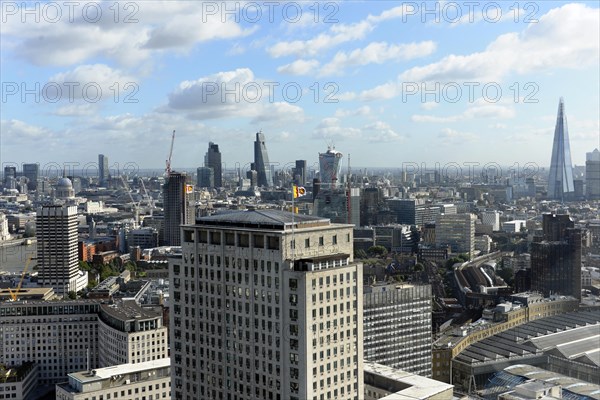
[194,209,333,230]
[100,300,162,322]
[70,358,170,384]
[364,362,453,399]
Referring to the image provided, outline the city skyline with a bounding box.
[1,1,599,168]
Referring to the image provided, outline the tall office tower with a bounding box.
[3,165,16,186]
[22,163,39,190]
[0,300,100,386]
[319,146,343,188]
[531,214,582,299]
[37,205,80,294]
[170,210,364,400]
[197,166,214,188]
[435,213,476,259]
[254,131,273,188]
[294,160,307,185]
[163,172,194,246]
[98,301,169,367]
[481,210,500,231]
[363,283,432,377]
[98,154,109,187]
[547,98,575,200]
[586,148,600,199]
[205,142,223,187]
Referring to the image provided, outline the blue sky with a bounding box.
[1,1,599,172]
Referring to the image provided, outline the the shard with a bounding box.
[547,97,574,200]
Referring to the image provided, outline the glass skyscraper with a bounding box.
[253,131,273,187]
[548,98,575,200]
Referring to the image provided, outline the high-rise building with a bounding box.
[23,163,39,190]
[319,146,343,188]
[98,154,109,187]
[363,283,432,377]
[547,98,575,200]
[37,205,83,294]
[205,142,222,187]
[586,148,600,199]
[294,160,307,185]
[162,172,194,246]
[254,131,273,188]
[531,214,582,299]
[313,187,360,226]
[197,166,214,188]
[170,210,364,400]
[3,165,16,186]
[435,213,476,259]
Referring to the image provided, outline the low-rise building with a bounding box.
[55,358,171,400]
[0,362,37,400]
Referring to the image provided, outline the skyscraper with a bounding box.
[205,142,222,188]
[22,163,39,191]
[254,131,273,187]
[162,172,194,246]
[586,148,600,199]
[36,205,80,293]
[197,166,214,188]
[547,98,574,200]
[170,210,364,400]
[98,154,109,187]
[294,160,307,185]
[319,146,343,188]
[531,214,582,299]
[3,165,16,186]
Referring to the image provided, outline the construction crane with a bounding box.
[120,175,140,227]
[8,255,33,301]
[165,130,176,177]
[139,179,157,216]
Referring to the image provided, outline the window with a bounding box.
[289,279,298,291]
[319,236,324,246]
[305,238,310,248]
[332,235,337,245]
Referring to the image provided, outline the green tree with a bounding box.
[67,291,77,300]
[367,245,388,258]
[414,263,424,272]
[354,249,368,259]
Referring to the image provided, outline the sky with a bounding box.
[1,0,599,174]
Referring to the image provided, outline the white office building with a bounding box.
[170,210,364,400]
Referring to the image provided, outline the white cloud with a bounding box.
[319,41,436,76]
[334,106,372,118]
[421,102,439,110]
[54,104,97,116]
[277,59,320,76]
[46,64,135,101]
[267,4,417,58]
[166,68,305,123]
[438,127,478,143]
[3,2,254,67]
[313,117,404,142]
[1,120,54,144]
[401,3,599,83]
[412,100,516,122]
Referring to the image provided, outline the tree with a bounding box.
[67,291,77,300]
[354,249,368,259]
[367,245,388,258]
[414,263,424,272]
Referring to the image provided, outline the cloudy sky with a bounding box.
[1,1,599,172]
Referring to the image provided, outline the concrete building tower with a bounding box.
[531,213,582,299]
[36,205,80,293]
[170,210,364,400]
[254,131,273,188]
[547,98,575,200]
[162,172,194,246]
[98,154,109,187]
